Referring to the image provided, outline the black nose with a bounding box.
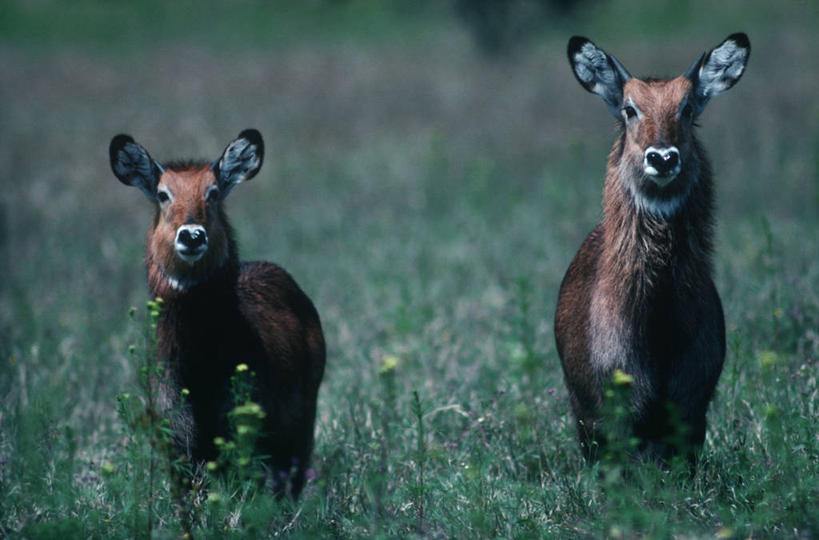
[177,227,207,249]
[646,149,680,176]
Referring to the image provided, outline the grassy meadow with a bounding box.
[1,0,818,537]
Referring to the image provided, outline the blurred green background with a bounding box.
[1,0,818,537]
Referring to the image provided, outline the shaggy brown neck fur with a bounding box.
[599,132,716,327]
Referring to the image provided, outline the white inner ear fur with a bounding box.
[115,142,160,199]
[698,39,748,98]
[114,142,154,183]
[219,139,260,187]
[574,42,619,96]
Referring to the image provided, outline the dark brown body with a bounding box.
[110,130,325,496]
[555,135,725,460]
[555,34,749,461]
[152,244,325,497]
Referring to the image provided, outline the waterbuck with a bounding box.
[554,34,750,461]
[110,129,326,497]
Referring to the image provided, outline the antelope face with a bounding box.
[110,130,264,284]
[149,166,228,276]
[620,76,694,195]
[568,33,750,213]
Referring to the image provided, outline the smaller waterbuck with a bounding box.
[110,129,326,497]
[555,34,750,462]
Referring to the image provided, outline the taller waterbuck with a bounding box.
[554,34,750,462]
[110,129,326,497]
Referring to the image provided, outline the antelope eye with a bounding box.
[206,187,220,202]
[157,191,170,203]
[622,105,638,120]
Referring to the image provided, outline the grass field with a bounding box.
[1,0,818,537]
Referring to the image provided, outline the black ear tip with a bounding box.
[110,134,134,153]
[567,36,590,56]
[109,134,135,168]
[238,129,263,148]
[726,32,750,50]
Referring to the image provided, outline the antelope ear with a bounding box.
[109,134,163,200]
[687,32,750,115]
[213,129,264,196]
[567,36,632,118]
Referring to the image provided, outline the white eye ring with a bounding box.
[621,97,642,122]
[157,187,173,204]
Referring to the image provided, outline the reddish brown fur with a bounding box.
[625,78,694,150]
[147,165,233,290]
[555,129,724,460]
[111,132,325,497]
[554,35,749,462]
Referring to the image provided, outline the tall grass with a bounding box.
[1,0,818,537]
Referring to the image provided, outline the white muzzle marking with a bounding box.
[174,224,208,264]
[643,146,681,186]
